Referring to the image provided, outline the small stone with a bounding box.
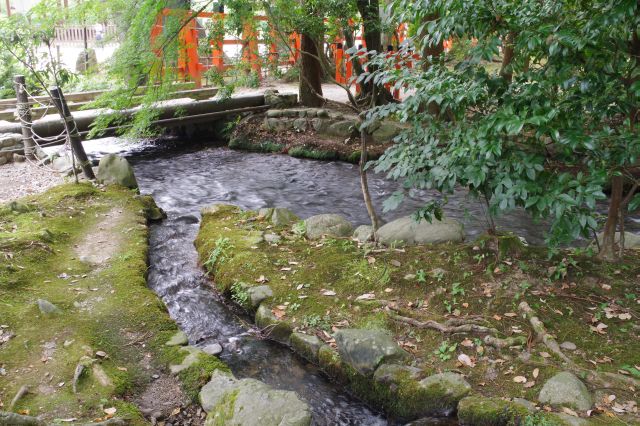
[96,154,138,189]
[13,153,26,163]
[63,340,74,347]
[37,299,61,315]
[202,343,223,356]
[560,341,577,351]
[264,233,281,244]
[353,225,373,243]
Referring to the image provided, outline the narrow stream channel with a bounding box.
[78,138,637,425]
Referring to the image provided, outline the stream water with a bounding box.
[78,137,635,425]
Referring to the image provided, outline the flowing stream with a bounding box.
[78,138,636,425]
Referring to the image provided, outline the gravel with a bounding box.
[0,161,65,204]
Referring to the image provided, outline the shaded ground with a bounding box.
[195,206,640,424]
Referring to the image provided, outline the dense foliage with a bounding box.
[365,0,639,255]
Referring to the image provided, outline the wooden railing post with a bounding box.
[13,75,36,160]
[49,86,95,180]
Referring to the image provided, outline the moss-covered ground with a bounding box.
[0,184,218,424]
[195,205,640,424]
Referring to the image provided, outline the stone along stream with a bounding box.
[90,139,585,425]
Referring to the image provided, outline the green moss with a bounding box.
[195,204,640,422]
[0,183,203,422]
[229,136,284,153]
[288,146,339,161]
[178,354,231,401]
[457,396,531,426]
[208,389,239,426]
[112,400,146,425]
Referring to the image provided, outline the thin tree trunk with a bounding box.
[422,14,444,71]
[299,33,324,107]
[598,175,623,260]
[360,124,380,235]
[500,32,516,83]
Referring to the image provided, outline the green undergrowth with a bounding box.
[0,184,212,423]
[195,205,640,422]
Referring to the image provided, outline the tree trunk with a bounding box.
[500,32,516,83]
[360,124,381,234]
[299,33,324,107]
[598,174,623,261]
[421,14,444,71]
[355,0,393,105]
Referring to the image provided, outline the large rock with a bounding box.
[595,231,640,249]
[290,332,323,363]
[333,329,407,375]
[328,120,357,138]
[371,122,401,144]
[97,154,138,189]
[538,372,592,411]
[418,373,472,416]
[304,214,353,240]
[353,225,373,243]
[0,133,22,148]
[200,370,311,426]
[258,207,299,227]
[247,285,273,309]
[376,216,464,246]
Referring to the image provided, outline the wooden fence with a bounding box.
[54,24,119,46]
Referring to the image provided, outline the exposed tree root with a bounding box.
[9,385,29,411]
[391,314,499,335]
[0,411,45,426]
[484,335,527,349]
[518,301,640,390]
[518,301,573,364]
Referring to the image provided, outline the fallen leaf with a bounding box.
[513,376,527,383]
[493,314,502,321]
[562,407,578,417]
[390,260,401,267]
[504,312,517,317]
[533,368,539,379]
[618,313,631,320]
[367,256,376,264]
[539,351,551,358]
[457,353,476,368]
[170,407,181,416]
[288,261,299,265]
[321,290,336,296]
[462,302,469,308]
[104,407,117,416]
[117,367,128,372]
[272,308,286,320]
[590,322,608,335]
[95,351,108,358]
[524,381,536,388]
[384,288,393,293]
[255,275,269,284]
[460,338,474,347]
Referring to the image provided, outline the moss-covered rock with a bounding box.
[538,372,592,412]
[457,396,532,425]
[290,332,323,363]
[201,370,311,426]
[255,304,293,344]
[304,214,353,240]
[417,373,472,416]
[258,207,299,227]
[334,328,408,375]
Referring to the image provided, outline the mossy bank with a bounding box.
[195,204,640,425]
[0,184,227,424]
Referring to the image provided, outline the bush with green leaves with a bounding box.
[364,0,639,260]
